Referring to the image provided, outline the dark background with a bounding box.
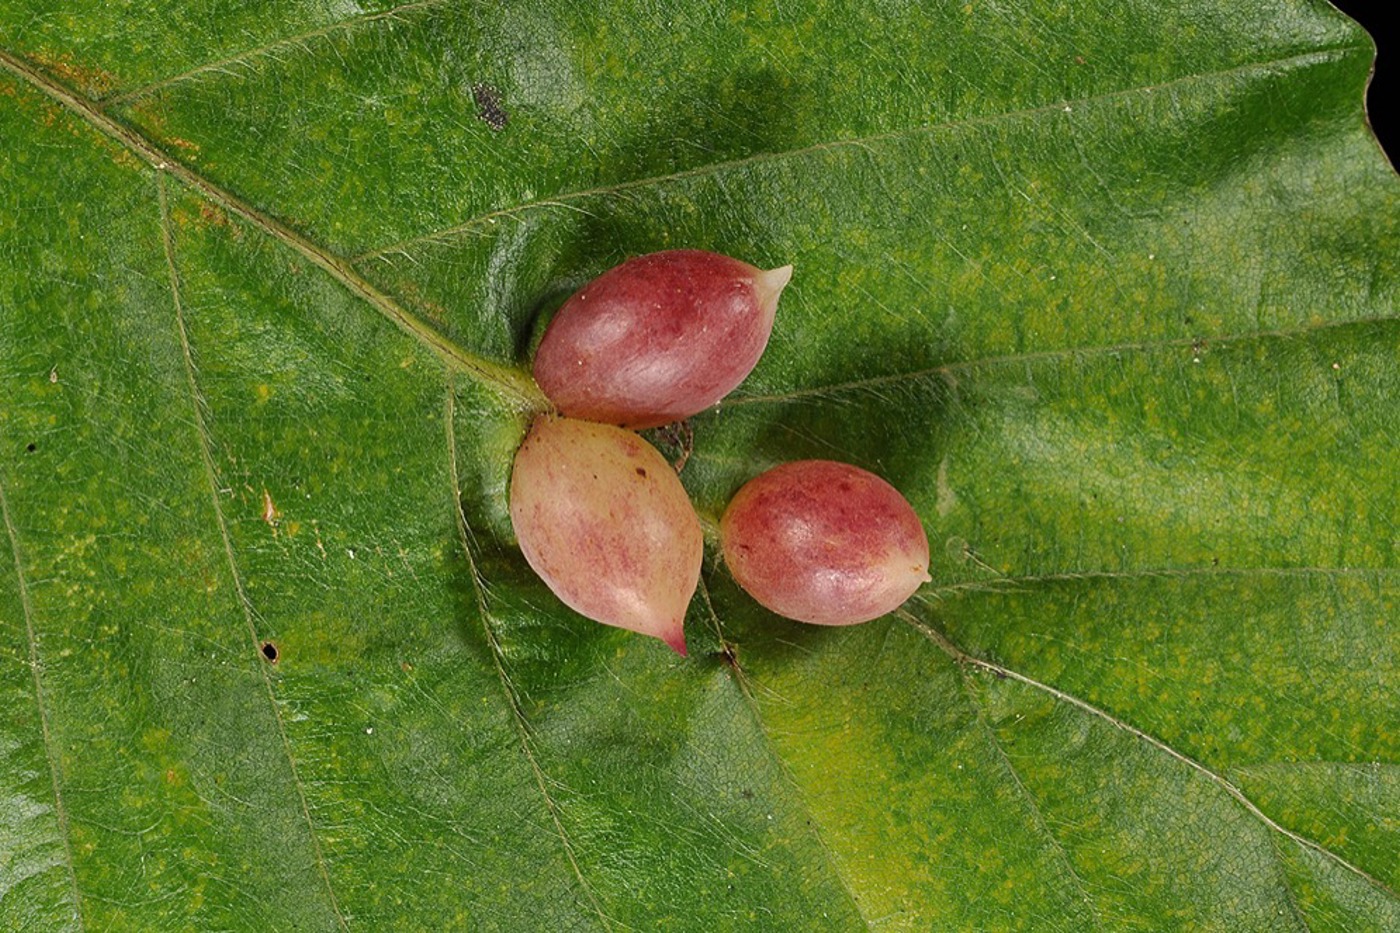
[1331,1,1396,165]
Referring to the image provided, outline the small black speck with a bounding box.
[472,83,508,131]
[261,642,279,663]
[635,467,647,478]
[25,443,36,452]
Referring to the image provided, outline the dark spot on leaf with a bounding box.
[646,419,694,472]
[261,641,278,663]
[472,83,508,131]
[25,442,36,452]
[717,641,740,669]
[740,788,754,799]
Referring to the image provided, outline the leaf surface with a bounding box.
[1,1,1397,929]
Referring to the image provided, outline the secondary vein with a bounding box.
[442,372,615,932]
[902,611,1400,905]
[694,576,875,931]
[103,0,450,105]
[355,44,1363,262]
[0,470,86,930]
[723,314,1399,408]
[158,175,350,932]
[0,46,545,412]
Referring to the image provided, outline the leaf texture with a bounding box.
[1,1,1397,929]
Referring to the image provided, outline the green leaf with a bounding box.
[2,0,1396,928]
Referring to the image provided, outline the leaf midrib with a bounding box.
[0,39,1375,416]
[3,28,1394,925]
[0,46,544,411]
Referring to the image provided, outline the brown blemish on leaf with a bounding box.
[27,51,119,97]
[111,149,142,170]
[174,200,243,238]
[124,99,167,130]
[199,203,231,228]
[261,489,281,529]
[471,83,508,131]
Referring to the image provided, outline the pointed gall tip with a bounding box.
[662,629,689,656]
[757,263,794,300]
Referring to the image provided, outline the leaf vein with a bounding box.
[1264,827,1315,933]
[695,576,875,931]
[103,0,450,105]
[958,667,1108,931]
[442,374,615,932]
[919,565,1396,601]
[724,315,1400,408]
[0,46,543,410]
[902,612,1400,905]
[0,460,85,930]
[158,175,350,932]
[354,44,1365,261]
